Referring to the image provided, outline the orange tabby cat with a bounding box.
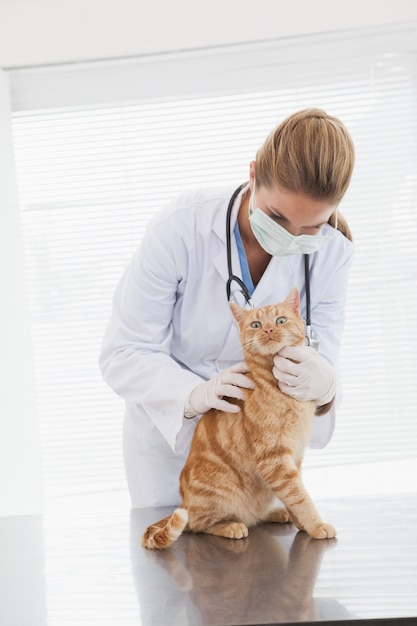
[142,287,336,549]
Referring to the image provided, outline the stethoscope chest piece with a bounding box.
[305,326,320,351]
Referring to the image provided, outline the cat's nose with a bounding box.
[264,327,273,335]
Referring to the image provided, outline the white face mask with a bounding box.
[248,185,336,256]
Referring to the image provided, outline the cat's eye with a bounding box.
[276,316,287,325]
[251,321,262,329]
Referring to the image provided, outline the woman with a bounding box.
[100,108,355,508]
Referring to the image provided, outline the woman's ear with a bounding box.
[249,160,256,190]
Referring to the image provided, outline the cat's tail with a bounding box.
[142,508,188,549]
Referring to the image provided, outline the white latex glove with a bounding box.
[184,362,255,418]
[272,346,336,406]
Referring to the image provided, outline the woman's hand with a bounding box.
[184,362,255,418]
[273,346,336,406]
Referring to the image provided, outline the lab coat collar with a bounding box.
[212,183,245,242]
[212,184,246,287]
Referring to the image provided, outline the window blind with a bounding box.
[9,22,417,499]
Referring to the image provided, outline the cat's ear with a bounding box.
[229,301,247,329]
[284,287,300,316]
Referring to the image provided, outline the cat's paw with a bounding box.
[223,522,249,539]
[205,535,250,553]
[205,521,249,539]
[309,523,337,539]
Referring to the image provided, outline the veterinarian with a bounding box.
[100,108,355,508]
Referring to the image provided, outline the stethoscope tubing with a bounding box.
[225,184,251,304]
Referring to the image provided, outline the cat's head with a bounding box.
[229,288,305,358]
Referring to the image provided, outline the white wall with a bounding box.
[0,0,417,68]
[0,71,43,515]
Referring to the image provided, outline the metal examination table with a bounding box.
[1,493,416,625]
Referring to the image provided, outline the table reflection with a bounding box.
[130,508,352,625]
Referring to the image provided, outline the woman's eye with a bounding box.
[251,321,262,329]
[276,317,287,325]
[268,212,283,222]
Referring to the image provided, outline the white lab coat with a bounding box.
[99,184,353,508]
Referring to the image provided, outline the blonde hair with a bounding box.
[255,108,355,241]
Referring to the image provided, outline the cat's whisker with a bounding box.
[241,338,258,349]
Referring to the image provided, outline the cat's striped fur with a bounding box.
[142,288,336,549]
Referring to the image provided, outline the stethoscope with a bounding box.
[225,184,319,350]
